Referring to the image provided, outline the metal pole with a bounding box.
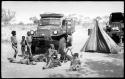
[66,19,68,48]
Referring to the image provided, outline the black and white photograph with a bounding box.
[1,1,124,78]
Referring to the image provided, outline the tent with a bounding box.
[80,19,120,54]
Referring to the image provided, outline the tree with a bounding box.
[2,8,16,25]
[29,16,39,25]
[96,16,102,21]
[102,15,110,25]
[18,21,24,25]
[67,14,81,25]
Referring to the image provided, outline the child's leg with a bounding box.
[12,45,18,58]
[45,58,52,69]
[27,44,32,57]
[24,46,26,56]
[21,46,25,56]
[27,45,31,56]
[22,47,25,56]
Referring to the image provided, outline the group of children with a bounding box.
[10,30,34,65]
[10,30,82,71]
[42,44,82,71]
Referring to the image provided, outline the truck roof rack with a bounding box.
[40,13,64,18]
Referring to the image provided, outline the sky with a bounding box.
[2,1,124,24]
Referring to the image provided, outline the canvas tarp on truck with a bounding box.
[80,20,120,54]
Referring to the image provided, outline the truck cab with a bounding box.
[106,12,124,44]
[31,13,75,55]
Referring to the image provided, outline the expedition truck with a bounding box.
[105,12,124,44]
[30,13,75,55]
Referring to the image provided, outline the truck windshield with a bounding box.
[111,13,124,23]
[40,18,61,26]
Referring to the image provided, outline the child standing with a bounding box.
[26,31,32,57]
[11,31,18,59]
[20,36,27,57]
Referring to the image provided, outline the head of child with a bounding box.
[50,44,54,49]
[73,53,79,59]
[27,31,31,36]
[11,31,16,36]
[22,36,25,40]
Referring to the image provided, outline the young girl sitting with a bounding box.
[69,53,81,71]
[42,44,61,69]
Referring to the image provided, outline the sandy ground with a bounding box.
[1,24,124,78]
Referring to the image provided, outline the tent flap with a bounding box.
[81,20,120,54]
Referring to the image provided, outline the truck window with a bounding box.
[111,13,124,23]
[62,20,66,26]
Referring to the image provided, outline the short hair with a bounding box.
[73,53,79,58]
[50,44,55,49]
[22,36,25,38]
[11,31,16,35]
[27,31,31,35]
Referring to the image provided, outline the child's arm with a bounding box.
[70,59,73,66]
[11,37,14,44]
[25,40,27,45]
[69,47,73,56]
[78,59,81,65]
[20,40,22,45]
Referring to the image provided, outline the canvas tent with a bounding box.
[80,19,120,54]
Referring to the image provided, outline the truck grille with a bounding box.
[111,23,122,28]
[37,29,51,36]
[33,36,44,40]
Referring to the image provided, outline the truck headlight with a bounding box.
[53,30,58,34]
[30,30,34,35]
[41,34,45,36]
[68,26,71,28]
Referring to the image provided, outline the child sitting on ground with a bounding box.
[69,53,81,71]
[20,54,36,65]
[8,51,36,65]
[42,44,61,69]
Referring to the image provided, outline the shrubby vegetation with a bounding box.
[29,16,39,25]
[2,8,16,25]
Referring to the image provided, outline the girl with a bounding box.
[20,36,27,57]
[70,53,81,71]
[11,31,18,58]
